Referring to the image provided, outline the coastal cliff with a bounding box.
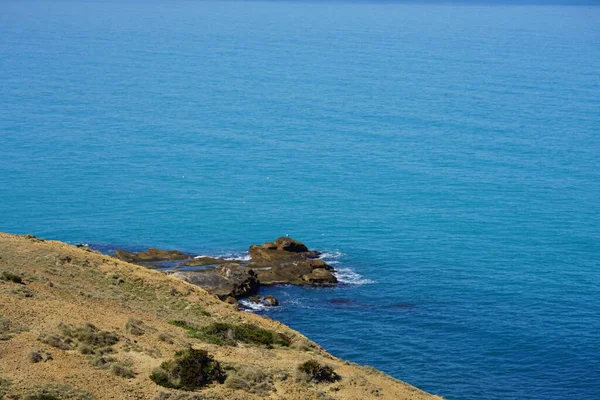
[0,233,442,400]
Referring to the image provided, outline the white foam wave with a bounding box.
[193,254,211,259]
[333,268,374,285]
[319,250,344,261]
[223,252,251,262]
[239,299,273,312]
[193,252,251,262]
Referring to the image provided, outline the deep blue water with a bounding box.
[1,1,599,399]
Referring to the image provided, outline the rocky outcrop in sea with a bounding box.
[113,237,337,305]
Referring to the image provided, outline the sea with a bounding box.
[1,1,599,399]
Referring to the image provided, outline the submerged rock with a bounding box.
[115,248,189,263]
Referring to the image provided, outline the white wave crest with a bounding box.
[239,299,274,312]
[223,252,251,261]
[333,268,374,285]
[194,252,251,262]
[318,250,344,261]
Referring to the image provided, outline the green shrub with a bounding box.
[297,360,340,383]
[87,355,116,369]
[224,366,274,395]
[169,321,289,347]
[0,376,12,398]
[28,351,52,363]
[0,317,12,341]
[22,384,92,400]
[158,332,174,344]
[125,319,146,336]
[1,272,22,284]
[29,352,44,363]
[38,333,75,350]
[111,362,135,378]
[150,348,225,390]
[58,323,119,348]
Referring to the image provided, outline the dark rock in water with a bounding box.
[247,296,262,304]
[168,263,259,299]
[115,248,189,263]
[247,237,337,286]
[245,295,280,307]
[263,295,279,306]
[182,256,240,267]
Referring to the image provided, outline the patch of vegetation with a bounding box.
[29,351,53,363]
[23,234,44,242]
[150,348,226,390]
[39,323,121,369]
[111,362,135,378]
[185,304,211,317]
[153,392,225,400]
[0,315,28,341]
[88,355,116,369]
[297,360,340,384]
[38,333,75,350]
[0,316,12,341]
[224,365,275,396]
[158,332,174,344]
[121,337,161,358]
[22,384,93,400]
[58,323,119,349]
[0,376,12,399]
[125,319,147,336]
[169,321,290,347]
[1,271,23,284]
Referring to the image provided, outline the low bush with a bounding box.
[58,323,119,348]
[169,321,289,347]
[39,323,120,370]
[224,365,275,395]
[158,332,174,344]
[0,376,12,398]
[150,348,225,390]
[0,317,12,341]
[88,355,116,369]
[38,333,75,350]
[1,272,22,284]
[22,384,92,400]
[297,360,340,383]
[28,352,44,363]
[125,319,146,336]
[111,362,135,378]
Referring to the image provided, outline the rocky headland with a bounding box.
[0,232,443,400]
[114,237,338,306]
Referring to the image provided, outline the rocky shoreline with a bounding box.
[113,237,338,308]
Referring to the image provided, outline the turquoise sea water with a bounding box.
[1,1,599,399]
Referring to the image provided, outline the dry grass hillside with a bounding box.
[0,233,443,400]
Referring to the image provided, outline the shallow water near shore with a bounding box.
[1,1,599,399]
